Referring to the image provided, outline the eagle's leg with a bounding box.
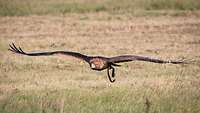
[107,66,116,83]
[111,66,115,77]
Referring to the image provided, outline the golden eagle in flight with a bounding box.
[9,43,185,83]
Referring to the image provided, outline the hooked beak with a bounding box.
[91,63,95,68]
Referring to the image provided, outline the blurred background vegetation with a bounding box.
[0,0,200,16]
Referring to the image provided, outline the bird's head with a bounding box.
[89,58,107,70]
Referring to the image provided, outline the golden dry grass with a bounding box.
[0,13,200,113]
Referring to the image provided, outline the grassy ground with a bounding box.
[0,0,200,16]
[0,13,200,113]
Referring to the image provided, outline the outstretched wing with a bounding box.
[108,55,185,64]
[9,43,90,63]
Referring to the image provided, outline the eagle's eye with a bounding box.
[91,63,96,68]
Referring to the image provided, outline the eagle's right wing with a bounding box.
[9,43,90,63]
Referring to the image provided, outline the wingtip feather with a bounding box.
[8,43,27,55]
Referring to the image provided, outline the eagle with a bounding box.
[9,43,185,83]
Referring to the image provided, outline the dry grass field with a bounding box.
[0,2,200,112]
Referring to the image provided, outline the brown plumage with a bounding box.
[9,43,185,83]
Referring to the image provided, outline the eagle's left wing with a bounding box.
[108,55,185,64]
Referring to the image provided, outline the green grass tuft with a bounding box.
[0,87,200,113]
